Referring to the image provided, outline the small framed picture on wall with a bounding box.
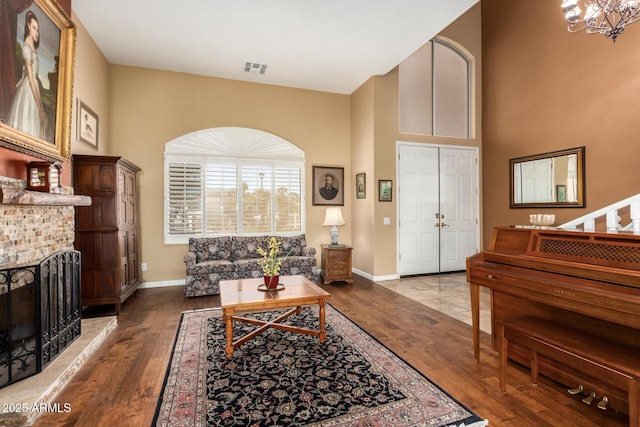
[356,173,365,199]
[378,180,392,202]
[77,100,98,148]
[556,184,567,203]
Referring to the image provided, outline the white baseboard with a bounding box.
[351,269,399,283]
[139,270,401,290]
[139,279,184,289]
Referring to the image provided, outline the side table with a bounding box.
[321,244,353,284]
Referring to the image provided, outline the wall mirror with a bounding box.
[510,146,585,208]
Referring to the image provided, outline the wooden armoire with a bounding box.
[72,155,141,313]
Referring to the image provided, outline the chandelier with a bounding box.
[562,0,640,41]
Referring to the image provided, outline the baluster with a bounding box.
[606,210,619,232]
[631,199,640,233]
[584,218,596,231]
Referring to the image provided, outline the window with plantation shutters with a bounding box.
[274,166,302,232]
[206,164,238,234]
[166,162,203,238]
[164,128,306,244]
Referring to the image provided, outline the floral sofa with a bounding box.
[183,235,318,297]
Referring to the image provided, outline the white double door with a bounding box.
[398,143,478,275]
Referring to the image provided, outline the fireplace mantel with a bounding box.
[0,188,91,206]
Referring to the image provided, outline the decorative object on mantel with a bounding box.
[26,161,63,193]
[562,0,640,42]
[257,236,288,289]
[322,206,346,245]
[0,188,91,206]
[530,213,556,227]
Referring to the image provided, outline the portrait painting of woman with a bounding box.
[7,11,47,138]
[0,0,75,160]
[1,2,62,144]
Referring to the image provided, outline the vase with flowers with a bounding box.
[257,236,288,289]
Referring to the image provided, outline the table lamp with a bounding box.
[322,207,346,245]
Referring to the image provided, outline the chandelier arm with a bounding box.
[562,0,640,40]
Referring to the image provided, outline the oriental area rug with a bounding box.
[153,305,488,427]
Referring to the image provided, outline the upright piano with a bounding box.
[467,226,640,425]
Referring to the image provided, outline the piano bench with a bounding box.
[496,317,640,426]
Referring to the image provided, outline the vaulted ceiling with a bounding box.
[73,1,479,94]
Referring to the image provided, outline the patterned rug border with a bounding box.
[153,304,489,427]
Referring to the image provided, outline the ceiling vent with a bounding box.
[244,61,267,75]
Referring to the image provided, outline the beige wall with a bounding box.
[70,13,110,156]
[0,3,482,283]
[481,1,640,244]
[108,66,351,282]
[350,79,376,275]
[62,2,640,281]
[350,3,482,278]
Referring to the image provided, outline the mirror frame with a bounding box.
[510,146,585,208]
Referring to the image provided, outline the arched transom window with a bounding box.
[164,127,306,244]
[399,38,472,138]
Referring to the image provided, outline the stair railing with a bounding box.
[558,193,640,233]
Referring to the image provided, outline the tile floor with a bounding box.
[375,271,492,334]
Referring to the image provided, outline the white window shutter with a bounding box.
[274,167,302,233]
[166,162,203,237]
[206,164,238,234]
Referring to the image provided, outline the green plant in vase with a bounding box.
[257,236,288,289]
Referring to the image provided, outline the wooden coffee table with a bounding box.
[219,275,330,358]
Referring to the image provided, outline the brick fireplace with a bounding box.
[0,177,91,389]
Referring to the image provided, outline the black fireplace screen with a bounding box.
[0,250,81,389]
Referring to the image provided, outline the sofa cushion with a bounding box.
[186,259,235,275]
[281,256,317,268]
[231,236,267,261]
[189,237,232,263]
[279,235,307,257]
[231,258,263,278]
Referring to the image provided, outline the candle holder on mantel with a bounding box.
[26,161,62,193]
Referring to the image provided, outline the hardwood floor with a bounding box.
[32,275,628,427]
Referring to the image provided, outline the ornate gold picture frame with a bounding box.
[0,0,76,161]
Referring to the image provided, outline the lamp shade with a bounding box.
[322,207,346,226]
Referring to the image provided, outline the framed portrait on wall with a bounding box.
[312,165,344,206]
[356,173,365,199]
[0,0,76,160]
